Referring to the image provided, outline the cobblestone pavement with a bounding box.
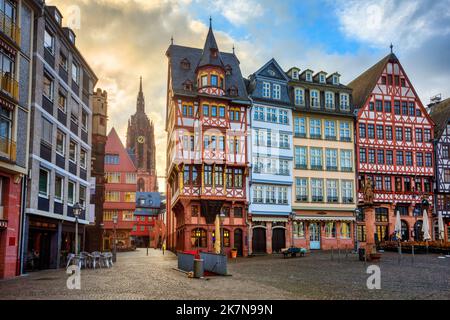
[0,249,449,300]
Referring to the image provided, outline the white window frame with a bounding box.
[41,117,53,145]
[295,177,308,202]
[54,175,64,202]
[72,62,80,84]
[319,74,326,83]
[340,93,350,111]
[340,121,351,140]
[43,73,54,101]
[56,129,65,156]
[80,148,87,169]
[340,150,353,170]
[273,84,281,100]
[262,82,271,98]
[68,180,76,205]
[305,72,312,82]
[294,87,304,106]
[69,140,77,163]
[310,90,320,108]
[325,91,334,109]
[38,168,50,198]
[44,29,54,55]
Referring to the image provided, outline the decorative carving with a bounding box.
[363,178,374,205]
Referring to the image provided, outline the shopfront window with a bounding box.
[340,222,351,239]
[191,228,207,248]
[324,222,336,238]
[293,221,305,238]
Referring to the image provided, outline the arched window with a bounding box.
[293,221,305,238]
[401,220,409,240]
[414,221,423,241]
[212,229,230,247]
[191,228,207,248]
[340,222,351,239]
[325,222,336,238]
[137,178,145,192]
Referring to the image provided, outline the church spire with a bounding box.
[137,76,145,114]
[197,18,224,70]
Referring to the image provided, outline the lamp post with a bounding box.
[73,202,83,257]
[112,212,118,262]
[290,212,296,248]
[219,210,226,255]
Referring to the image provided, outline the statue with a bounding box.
[363,178,374,205]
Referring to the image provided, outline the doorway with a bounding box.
[26,229,52,271]
[234,228,243,256]
[309,223,320,250]
[252,227,266,253]
[272,228,286,253]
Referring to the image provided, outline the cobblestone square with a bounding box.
[0,249,448,300]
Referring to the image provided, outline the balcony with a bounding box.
[0,72,19,101]
[0,136,16,162]
[0,10,21,46]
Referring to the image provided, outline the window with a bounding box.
[376,125,384,140]
[191,229,207,248]
[126,173,136,184]
[60,53,68,71]
[319,74,326,83]
[122,211,134,221]
[359,148,367,163]
[81,110,88,131]
[384,101,391,113]
[443,145,450,159]
[415,128,423,142]
[43,74,54,100]
[273,84,281,99]
[204,165,212,186]
[310,90,319,108]
[211,75,218,87]
[44,29,54,54]
[58,93,67,112]
[325,92,334,109]
[367,124,374,139]
[424,129,431,142]
[368,149,375,164]
[375,100,383,112]
[105,154,119,165]
[124,192,135,202]
[295,146,307,169]
[68,181,76,205]
[106,172,120,183]
[219,106,225,118]
[226,168,233,188]
[357,225,366,242]
[325,222,336,238]
[342,180,353,203]
[340,222,351,239]
[41,117,53,145]
[310,148,323,170]
[203,105,209,117]
[326,179,338,203]
[395,127,403,142]
[324,120,336,139]
[71,102,79,124]
[294,117,306,137]
[72,63,79,84]
[79,185,86,208]
[385,126,393,140]
[340,150,352,171]
[340,121,351,141]
[425,153,432,167]
[266,108,276,123]
[105,191,120,202]
[54,176,63,202]
[278,186,288,204]
[56,130,65,155]
[201,75,207,87]
[405,127,412,141]
[293,221,305,238]
[325,149,337,170]
[406,152,413,166]
[309,119,321,138]
[214,166,224,186]
[359,123,366,138]
[394,101,401,115]
[333,75,340,85]
[369,102,374,111]
[416,152,424,167]
[294,88,304,105]
[234,169,243,188]
[396,151,404,166]
[409,102,415,116]
[384,176,391,191]
[265,186,275,204]
[262,82,270,98]
[305,72,312,82]
[234,207,243,218]
[295,178,308,202]
[39,168,49,197]
[211,105,217,117]
[402,102,408,115]
[377,150,384,164]
[254,106,264,121]
[340,93,349,110]
[80,149,87,169]
[69,140,77,163]
[375,208,388,222]
[311,179,323,202]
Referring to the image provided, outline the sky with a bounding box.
[47,0,450,189]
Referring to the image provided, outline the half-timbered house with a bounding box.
[350,50,434,247]
[165,22,250,256]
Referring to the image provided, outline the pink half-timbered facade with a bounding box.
[165,23,250,256]
[350,51,434,246]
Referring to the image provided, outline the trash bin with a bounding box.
[358,248,366,261]
[193,259,204,278]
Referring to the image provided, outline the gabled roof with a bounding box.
[348,53,396,108]
[430,98,450,139]
[106,127,137,172]
[251,58,290,81]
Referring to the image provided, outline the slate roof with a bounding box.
[167,44,249,102]
[197,26,224,69]
[429,98,450,139]
[348,53,397,108]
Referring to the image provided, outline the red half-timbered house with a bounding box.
[350,51,434,247]
[165,22,250,256]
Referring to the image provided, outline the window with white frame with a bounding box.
[333,75,339,85]
[253,185,264,203]
[39,168,50,198]
[292,70,299,79]
[324,120,336,139]
[106,172,121,183]
[266,108,277,122]
[319,74,326,83]
[327,179,338,203]
[325,222,336,238]
[293,221,305,238]
[309,119,321,138]
[81,110,88,131]
[311,179,323,202]
[54,175,64,202]
[340,150,352,171]
[278,187,288,204]
[305,72,312,82]
[295,178,308,202]
[294,88,304,105]
[254,106,264,121]
[80,149,87,169]
[340,121,351,141]
[44,29,54,55]
[310,148,323,169]
[278,109,288,124]
[273,84,281,99]
[72,63,79,84]
[79,185,86,208]
[325,92,334,109]
[325,149,338,170]
[294,146,307,169]
[342,180,354,203]
[69,140,77,163]
[68,181,76,205]
[43,73,54,101]
[41,117,53,145]
[265,185,276,204]
[310,90,319,107]
[262,82,270,98]
[126,173,137,184]
[340,93,350,111]
[294,117,306,137]
[340,222,351,239]
[279,160,289,175]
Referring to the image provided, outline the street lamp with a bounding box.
[219,210,226,255]
[73,202,83,257]
[112,212,118,262]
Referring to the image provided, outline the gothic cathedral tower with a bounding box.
[126,78,158,192]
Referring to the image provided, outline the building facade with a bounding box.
[288,66,356,250]
[131,191,162,248]
[429,97,450,242]
[103,128,136,250]
[0,0,43,279]
[126,78,158,193]
[85,88,108,252]
[23,5,97,271]
[350,51,434,248]
[247,59,293,254]
[165,23,250,256]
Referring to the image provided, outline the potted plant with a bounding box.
[230,248,238,259]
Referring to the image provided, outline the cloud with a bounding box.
[207,0,265,26]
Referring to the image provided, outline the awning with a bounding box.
[294,216,355,222]
[252,216,289,223]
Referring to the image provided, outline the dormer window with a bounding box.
[183,80,193,91]
[180,58,190,70]
[292,70,299,80]
[273,84,281,100]
[262,82,270,98]
[306,72,312,82]
[228,85,238,96]
[319,74,326,84]
[333,75,340,85]
[225,65,232,75]
[211,48,218,58]
[55,12,62,25]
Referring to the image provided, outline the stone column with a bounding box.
[266,222,272,254]
[365,206,376,253]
